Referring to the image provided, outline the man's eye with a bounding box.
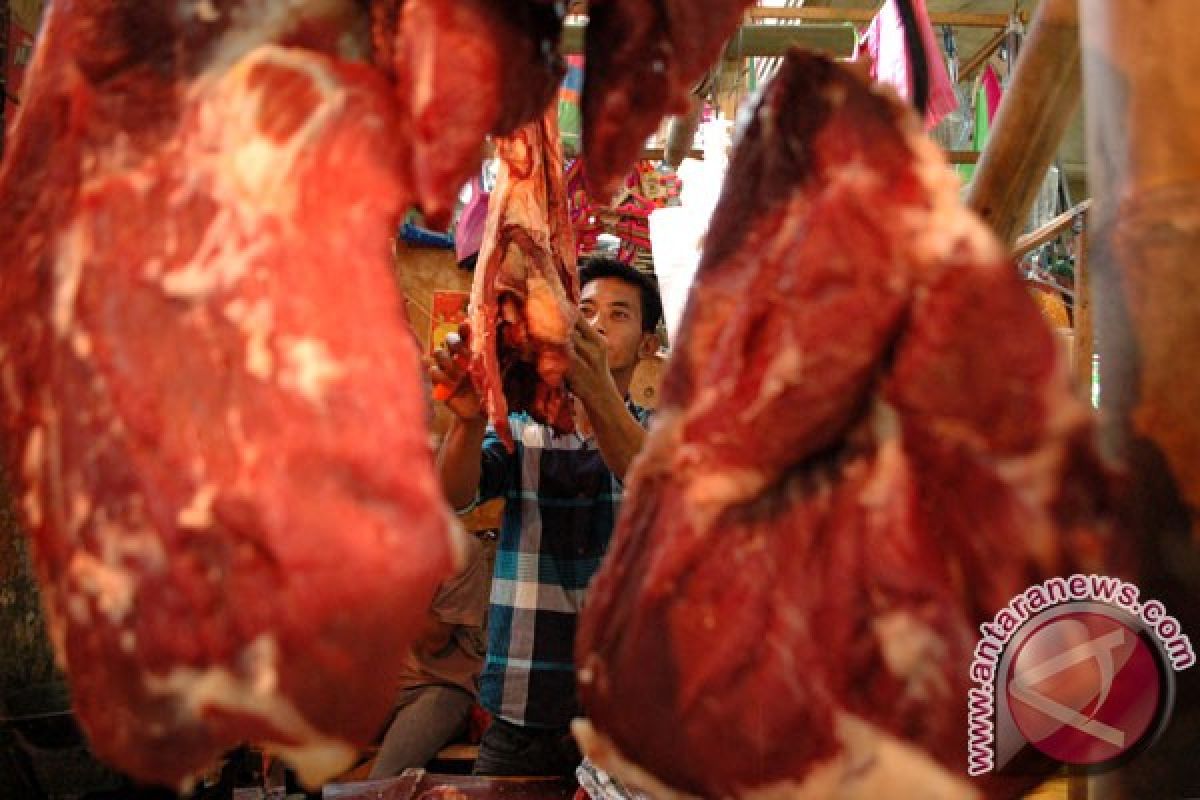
[613,311,628,320]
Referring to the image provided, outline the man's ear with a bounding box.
[638,330,661,360]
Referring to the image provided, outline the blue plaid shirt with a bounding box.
[469,404,651,729]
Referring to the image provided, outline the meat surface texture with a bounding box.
[372,0,566,225]
[583,0,755,195]
[0,1,457,788]
[575,51,1118,799]
[468,108,580,451]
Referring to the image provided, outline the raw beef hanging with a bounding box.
[468,107,579,451]
[370,0,566,225]
[583,0,755,195]
[0,1,458,789]
[575,52,1119,799]
[370,0,753,213]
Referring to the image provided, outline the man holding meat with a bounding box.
[431,258,662,778]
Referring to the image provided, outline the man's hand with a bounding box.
[430,323,483,421]
[567,315,619,408]
[432,323,488,511]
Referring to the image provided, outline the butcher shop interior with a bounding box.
[1,0,1198,798]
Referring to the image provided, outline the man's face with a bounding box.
[579,277,653,373]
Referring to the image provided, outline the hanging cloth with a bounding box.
[857,0,959,129]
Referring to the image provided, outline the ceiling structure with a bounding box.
[779,0,1086,195]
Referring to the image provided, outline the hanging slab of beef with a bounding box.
[583,0,755,195]
[370,0,566,225]
[468,108,580,451]
[575,52,1120,799]
[374,0,757,212]
[0,1,458,788]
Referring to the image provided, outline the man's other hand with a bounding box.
[568,315,619,408]
[430,323,483,421]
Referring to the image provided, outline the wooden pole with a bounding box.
[744,7,1018,28]
[664,96,703,168]
[966,0,1081,245]
[1081,1,1200,797]
[1073,209,1093,399]
[1012,199,1092,258]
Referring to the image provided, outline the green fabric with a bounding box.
[558,100,582,158]
[958,80,990,184]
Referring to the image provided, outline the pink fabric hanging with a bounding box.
[981,63,1004,125]
[455,175,490,266]
[856,0,959,129]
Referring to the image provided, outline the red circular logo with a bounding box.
[1006,611,1163,766]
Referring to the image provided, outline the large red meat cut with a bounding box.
[468,108,579,450]
[575,52,1118,798]
[583,0,755,195]
[371,0,566,225]
[0,1,458,788]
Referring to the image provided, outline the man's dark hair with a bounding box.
[579,257,663,334]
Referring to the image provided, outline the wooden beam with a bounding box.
[1072,214,1093,400]
[966,0,1081,245]
[560,23,857,58]
[744,7,1020,28]
[1012,199,1092,258]
[958,28,1008,82]
[640,146,702,162]
[638,148,974,164]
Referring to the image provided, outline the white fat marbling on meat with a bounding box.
[279,336,345,405]
[191,0,220,22]
[120,630,137,654]
[68,490,92,537]
[160,208,268,299]
[739,344,803,422]
[68,551,136,624]
[871,611,949,701]
[224,298,275,379]
[178,484,219,530]
[209,46,346,217]
[21,490,43,530]
[994,443,1068,510]
[71,330,92,358]
[858,402,905,514]
[145,635,357,787]
[98,520,168,574]
[52,222,87,337]
[575,714,979,800]
[902,134,1004,268]
[225,408,263,474]
[684,464,767,517]
[829,157,884,194]
[21,428,45,527]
